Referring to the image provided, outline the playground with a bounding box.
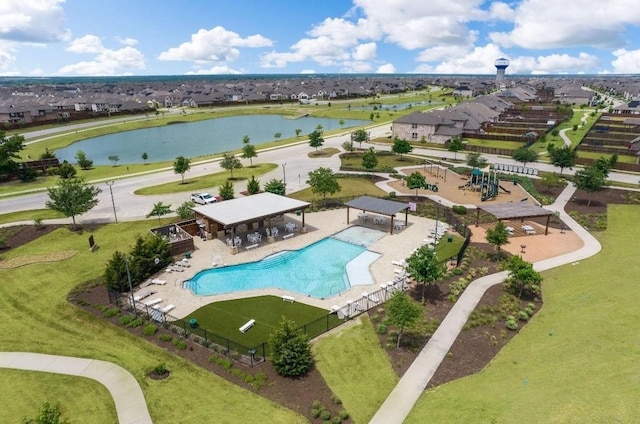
[390,165,536,206]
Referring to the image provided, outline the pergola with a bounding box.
[476,202,554,235]
[192,192,311,241]
[344,196,410,234]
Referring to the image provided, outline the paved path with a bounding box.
[0,352,153,424]
[370,182,602,424]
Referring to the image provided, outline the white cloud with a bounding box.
[67,35,104,54]
[487,2,516,21]
[158,26,272,62]
[300,69,316,74]
[29,67,45,75]
[352,42,376,60]
[377,63,396,73]
[0,0,70,43]
[490,0,640,50]
[116,37,138,46]
[340,61,372,73]
[0,47,17,72]
[58,46,145,75]
[414,43,504,74]
[611,49,640,73]
[185,65,244,75]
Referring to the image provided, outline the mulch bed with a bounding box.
[4,184,638,420]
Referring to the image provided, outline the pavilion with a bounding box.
[475,202,554,235]
[344,196,410,234]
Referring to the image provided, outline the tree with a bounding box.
[295,128,302,137]
[362,147,378,178]
[392,138,413,158]
[551,128,559,140]
[146,201,172,223]
[128,234,171,283]
[447,137,464,160]
[220,152,243,178]
[107,155,120,167]
[504,255,542,300]
[386,291,422,348]
[274,132,282,140]
[74,150,93,170]
[308,129,324,151]
[173,156,191,183]
[352,128,368,148]
[547,145,577,175]
[466,152,487,168]
[247,175,260,194]
[23,400,69,424]
[175,200,196,219]
[268,317,313,377]
[264,178,286,196]
[342,140,354,152]
[572,124,578,132]
[406,171,427,196]
[307,167,340,206]
[142,152,149,164]
[573,165,608,206]
[339,119,345,126]
[0,132,24,179]
[485,221,510,259]
[57,161,77,179]
[241,143,257,166]
[540,172,562,192]
[40,148,56,160]
[512,147,538,167]
[406,245,445,303]
[218,180,235,200]
[242,135,250,145]
[45,177,101,230]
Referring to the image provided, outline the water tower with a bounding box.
[495,58,509,85]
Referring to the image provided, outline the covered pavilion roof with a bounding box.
[344,196,409,216]
[476,202,553,235]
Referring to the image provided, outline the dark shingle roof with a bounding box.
[345,196,409,216]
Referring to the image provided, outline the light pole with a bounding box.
[282,163,287,194]
[106,180,118,223]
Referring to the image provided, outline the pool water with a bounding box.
[186,229,383,298]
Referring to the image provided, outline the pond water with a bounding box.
[55,114,367,165]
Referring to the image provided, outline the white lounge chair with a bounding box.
[151,278,167,285]
[161,304,175,313]
[144,298,162,307]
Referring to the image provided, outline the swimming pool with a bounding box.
[185,228,384,298]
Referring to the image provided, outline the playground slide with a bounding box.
[499,185,511,194]
[481,183,498,202]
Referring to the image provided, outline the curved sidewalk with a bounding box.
[370,183,601,424]
[0,352,152,424]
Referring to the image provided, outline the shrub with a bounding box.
[339,410,349,420]
[174,340,187,350]
[127,317,143,328]
[321,410,331,420]
[452,267,464,275]
[103,307,120,318]
[332,417,341,424]
[518,310,529,321]
[158,334,173,342]
[153,363,167,375]
[506,318,518,331]
[119,314,135,326]
[143,324,157,336]
[311,408,322,418]
[312,400,322,409]
[331,394,342,405]
[452,205,467,215]
[377,324,388,334]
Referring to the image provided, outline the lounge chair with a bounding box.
[151,278,167,285]
[144,298,162,307]
[161,304,175,313]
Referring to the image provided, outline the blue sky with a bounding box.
[2,0,640,76]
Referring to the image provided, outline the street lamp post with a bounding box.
[106,180,118,223]
[282,163,287,193]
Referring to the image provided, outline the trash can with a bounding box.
[189,318,198,329]
[447,235,453,243]
[185,251,192,259]
[513,179,518,185]
[295,210,301,216]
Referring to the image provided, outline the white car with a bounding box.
[190,192,216,205]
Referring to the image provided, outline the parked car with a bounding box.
[190,192,216,205]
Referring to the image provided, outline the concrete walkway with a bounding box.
[0,352,153,424]
[370,182,601,424]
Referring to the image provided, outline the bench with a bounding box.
[282,295,295,303]
[245,243,258,250]
[282,233,295,240]
[239,319,255,333]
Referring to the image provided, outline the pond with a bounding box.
[55,114,368,165]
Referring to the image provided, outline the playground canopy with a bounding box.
[475,203,554,235]
[344,196,410,234]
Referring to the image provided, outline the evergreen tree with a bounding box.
[269,317,313,377]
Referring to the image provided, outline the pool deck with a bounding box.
[137,209,439,319]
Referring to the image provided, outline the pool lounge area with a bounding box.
[140,208,438,319]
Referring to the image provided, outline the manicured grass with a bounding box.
[308,147,340,157]
[0,209,65,224]
[313,316,399,424]
[290,176,388,204]
[134,163,278,195]
[0,369,117,424]
[0,221,306,423]
[434,233,465,262]
[187,296,340,348]
[340,151,424,171]
[464,138,525,150]
[406,205,640,423]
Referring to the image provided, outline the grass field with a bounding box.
[290,176,388,205]
[0,209,65,224]
[406,205,640,423]
[313,316,398,424]
[339,151,424,171]
[186,295,341,348]
[0,221,306,423]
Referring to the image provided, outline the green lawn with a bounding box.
[0,221,306,423]
[340,151,424,171]
[406,205,640,423]
[313,316,398,424]
[134,163,278,195]
[434,233,465,262]
[0,209,65,224]
[186,295,340,348]
[290,176,388,204]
